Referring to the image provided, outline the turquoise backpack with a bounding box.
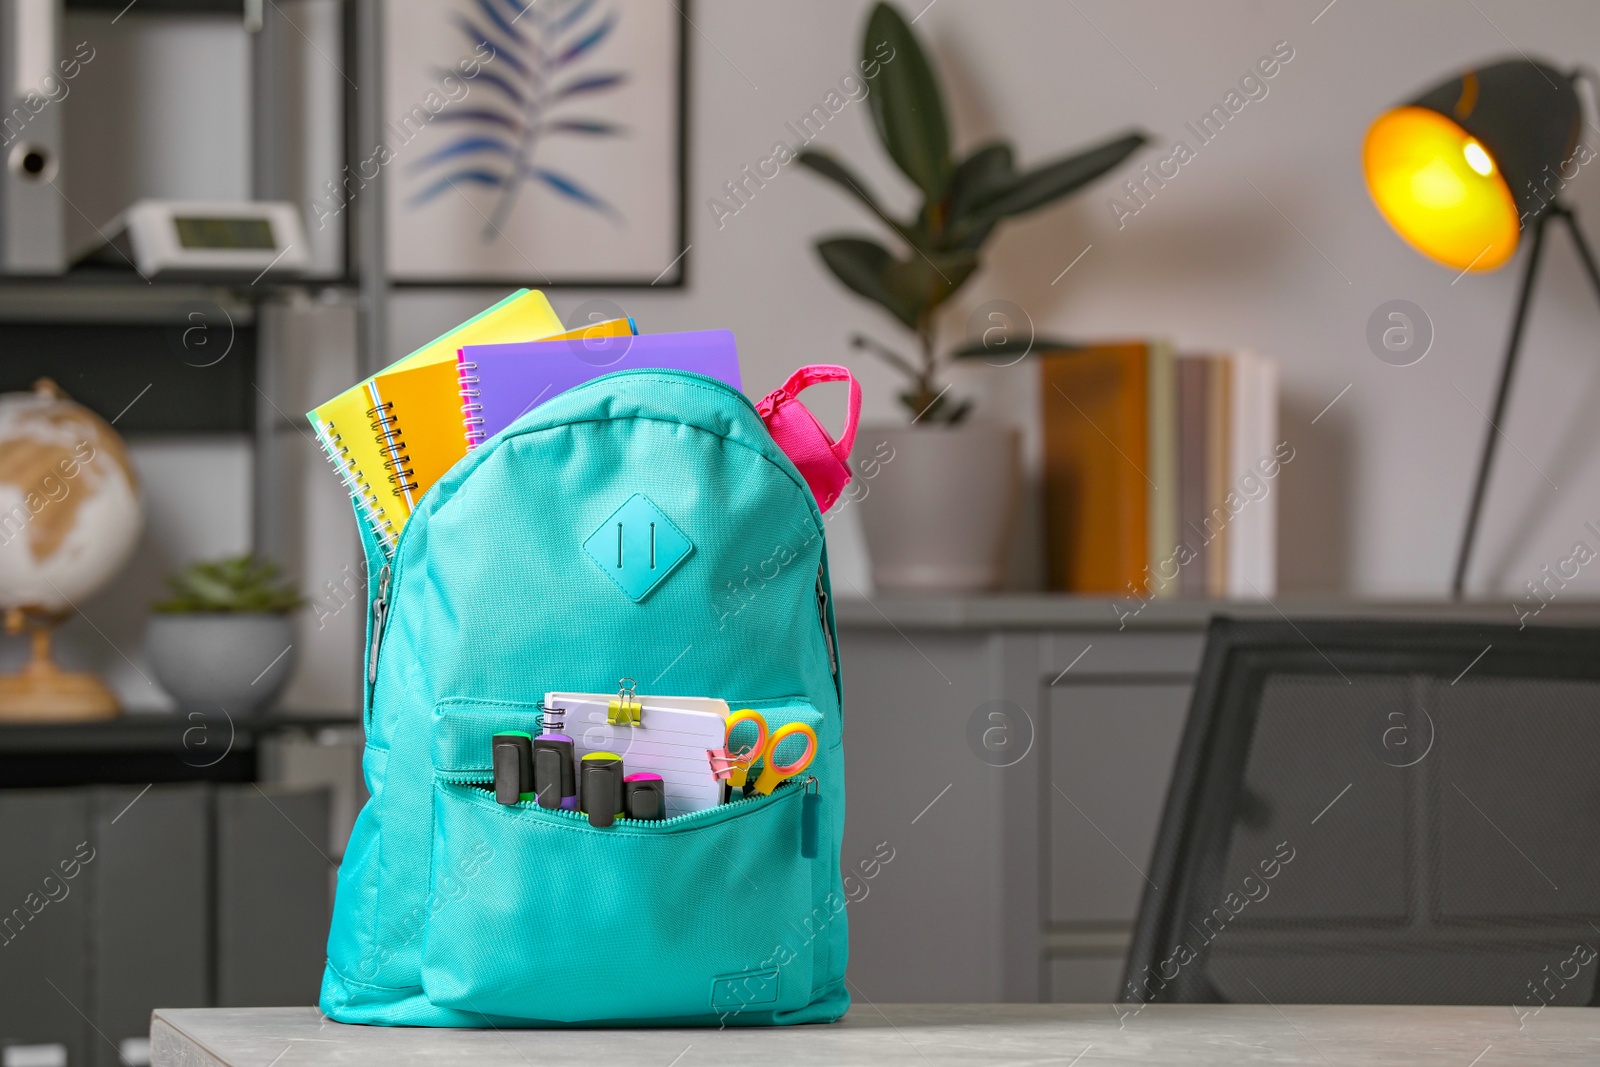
[320,368,851,1026]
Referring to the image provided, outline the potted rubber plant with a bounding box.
[146,555,303,715]
[798,2,1146,592]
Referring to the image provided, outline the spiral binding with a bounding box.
[367,401,419,496]
[367,401,396,433]
[459,360,486,450]
[538,700,564,733]
[315,417,397,555]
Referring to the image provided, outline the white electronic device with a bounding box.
[75,199,310,280]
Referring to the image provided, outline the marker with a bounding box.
[492,732,534,805]
[533,734,578,810]
[580,752,624,828]
[624,772,665,821]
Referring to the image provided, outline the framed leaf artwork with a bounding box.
[382,0,688,286]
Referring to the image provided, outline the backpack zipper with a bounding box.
[445,772,801,830]
[368,563,391,685]
[364,369,820,693]
[815,562,837,681]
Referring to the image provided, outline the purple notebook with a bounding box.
[458,329,742,448]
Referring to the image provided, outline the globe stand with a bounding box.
[0,607,120,721]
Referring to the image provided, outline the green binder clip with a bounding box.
[607,677,641,727]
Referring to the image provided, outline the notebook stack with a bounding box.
[1040,343,1283,599]
[460,329,740,449]
[308,290,742,555]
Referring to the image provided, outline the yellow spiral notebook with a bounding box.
[365,316,635,517]
[308,289,565,554]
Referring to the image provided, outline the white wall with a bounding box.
[26,0,1600,707]
[393,0,1600,603]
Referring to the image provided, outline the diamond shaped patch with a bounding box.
[583,493,693,602]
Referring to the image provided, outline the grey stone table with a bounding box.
[150,1004,1600,1065]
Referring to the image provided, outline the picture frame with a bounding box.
[380,0,688,287]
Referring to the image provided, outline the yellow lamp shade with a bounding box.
[1364,106,1520,272]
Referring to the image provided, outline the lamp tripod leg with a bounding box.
[1553,205,1600,311]
[1450,207,1552,600]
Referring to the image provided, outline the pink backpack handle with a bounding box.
[756,364,861,511]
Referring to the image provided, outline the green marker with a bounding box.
[493,731,535,805]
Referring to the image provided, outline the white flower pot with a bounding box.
[146,612,297,715]
[855,423,1020,593]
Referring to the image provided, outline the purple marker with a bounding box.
[534,734,578,810]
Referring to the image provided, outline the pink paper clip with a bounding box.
[707,747,740,781]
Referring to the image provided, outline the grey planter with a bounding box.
[146,612,297,715]
[855,423,1020,593]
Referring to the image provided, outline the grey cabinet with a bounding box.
[832,594,1595,1004]
[216,787,332,1008]
[92,785,210,1067]
[837,629,1002,1003]
[0,784,329,1067]
[1045,681,1190,925]
[1037,635,1199,1003]
[0,791,92,1067]
[834,603,1205,1006]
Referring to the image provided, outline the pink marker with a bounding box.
[624,773,665,821]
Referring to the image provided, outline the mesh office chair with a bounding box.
[1125,617,1600,1009]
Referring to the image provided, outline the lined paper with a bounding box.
[545,693,729,817]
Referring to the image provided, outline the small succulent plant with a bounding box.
[154,555,304,614]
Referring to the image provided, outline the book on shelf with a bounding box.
[1039,342,1152,595]
[1041,343,1280,599]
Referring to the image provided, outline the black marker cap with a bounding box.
[580,754,624,828]
[533,735,576,809]
[624,775,665,821]
[492,732,533,806]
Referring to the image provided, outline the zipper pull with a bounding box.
[801,775,820,859]
[815,563,838,680]
[367,564,391,685]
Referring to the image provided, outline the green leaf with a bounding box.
[795,150,914,244]
[864,2,952,201]
[155,554,304,613]
[949,141,1015,220]
[816,237,978,329]
[817,237,920,330]
[882,248,979,323]
[951,335,1084,359]
[947,130,1147,247]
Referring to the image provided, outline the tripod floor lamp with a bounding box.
[1363,57,1599,599]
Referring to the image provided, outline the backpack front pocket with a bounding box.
[420,778,816,1023]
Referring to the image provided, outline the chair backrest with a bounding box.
[1125,616,1600,1014]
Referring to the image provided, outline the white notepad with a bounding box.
[544,693,729,817]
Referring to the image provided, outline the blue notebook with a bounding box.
[459,329,742,448]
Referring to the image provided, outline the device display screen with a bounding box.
[172,216,276,250]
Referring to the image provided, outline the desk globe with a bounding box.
[0,379,142,720]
